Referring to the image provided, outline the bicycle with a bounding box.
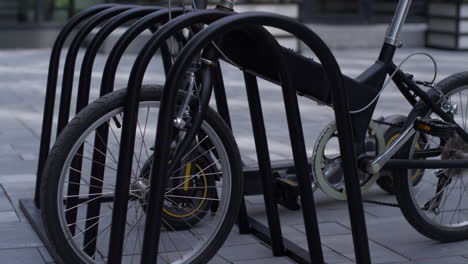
[39,0,468,263]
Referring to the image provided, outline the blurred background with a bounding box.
[0,0,436,49]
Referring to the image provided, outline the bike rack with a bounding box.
[18,4,191,263]
[114,9,372,264]
[20,3,373,264]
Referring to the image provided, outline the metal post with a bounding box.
[56,6,134,136]
[278,60,325,264]
[76,6,162,254]
[212,61,250,234]
[100,8,185,96]
[244,72,285,256]
[158,12,367,264]
[104,10,230,264]
[55,5,134,238]
[34,4,116,208]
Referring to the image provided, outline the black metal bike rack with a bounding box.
[18,4,191,262]
[114,9,372,264]
[21,3,373,264]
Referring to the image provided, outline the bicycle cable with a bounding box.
[350,52,439,114]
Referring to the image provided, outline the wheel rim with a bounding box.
[407,84,468,230]
[312,121,385,200]
[56,101,232,263]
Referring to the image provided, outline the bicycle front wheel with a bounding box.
[40,85,243,263]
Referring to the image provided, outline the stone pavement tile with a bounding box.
[0,184,15,212]
[321,234,408,264]
[0,211,19,223]
[363,204,402,218]
[38,247,54,263]
[365,216,468,260]
[289,237,351,264]
[20,153,38,160]
[316,208,379,225]
[217,243,273,262]
[9,141,40,160]
[0,160,37,175]
[223,230,260,247]
[280,225,307,243]
[0,118,25,130]
[396,256,468,264]
[0,174,38,217]
[0,248,46,264]
[233,257,294,264]
[292,222,351,237]
[0,153,23,161]
[208,255,231,264]
[0,128,39,142]
[0,222,43,249]
[0,144,14,155]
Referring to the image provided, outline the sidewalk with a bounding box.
[0,47,467,263]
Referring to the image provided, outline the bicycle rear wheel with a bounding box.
[397,72,468,241]
[40,85,243,263]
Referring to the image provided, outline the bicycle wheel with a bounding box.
[312,120,385,200]
[396,72,468,241]
[138,148,218,230]
[40,85,243,263]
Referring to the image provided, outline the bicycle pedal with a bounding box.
[413,117,457,138]
[275,176,301,211]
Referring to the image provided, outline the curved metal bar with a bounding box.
[146,12,368,264]
[75,6,163,256]
[76,6,163,112]
[56,5,136,136]
[100,7,186,96]
[85,9,188,258]
[105,9,231,264]
[35,3,117,207]
[56,4,136,239]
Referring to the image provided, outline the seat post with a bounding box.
[384,0,413,46]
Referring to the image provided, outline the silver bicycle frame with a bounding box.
[384,0,413,46]
[369,126,416,173]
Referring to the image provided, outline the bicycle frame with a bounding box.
[207,0,468,172]
[331,0,468,172]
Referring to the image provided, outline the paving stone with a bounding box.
[292,222,351,237]
[38,247,54,263]
[0,211,19,223]
[365,216,468,260]
[321,234,408,264]
[0,184,15,212]
[233,257,294,264]
[0,160,37,175]
[364,204,402,218]
[0,222,43,249]
[0,248,46,264]
[223,230,259,247]
[0,174,37,213]
[0,128,39,142]
[399,256,468,264]
[208,255,231,264]
[218,243,273,262]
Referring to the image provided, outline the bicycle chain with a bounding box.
[363,199,399,208]
[372,119,403,128]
